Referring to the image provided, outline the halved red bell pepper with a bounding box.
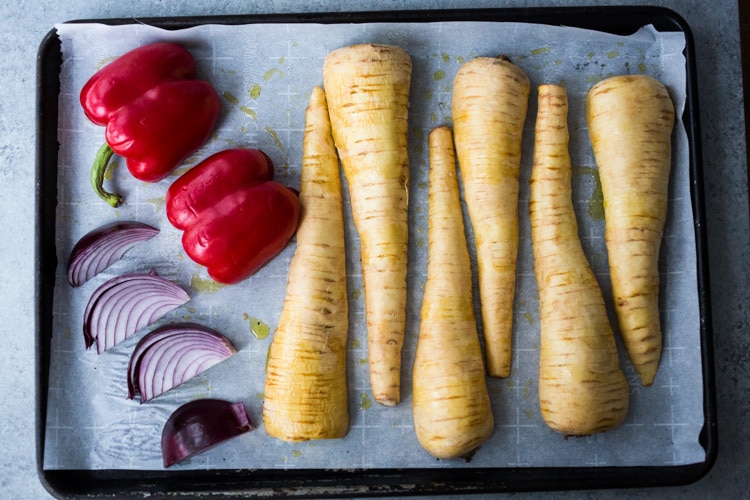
[166,148,301,285]
[80,42,220,207]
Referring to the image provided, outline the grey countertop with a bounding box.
[4,1,747,498]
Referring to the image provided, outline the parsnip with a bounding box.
[412,126,494,458]
[452,55,530,378]
[262,87,349,441]
[323,44,411,406]
[531,84,629,436]
[586,75,675,386]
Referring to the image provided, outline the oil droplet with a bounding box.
[416,237,425,248]
[412,126,424,140]
[554,59,563,66]
[573,166,605,220]
[360,393,372,410]
[263,68,283,81]
[441,52,450,63]
[587,52,595,59]
[278,56,286,64]
[351,338,361,348]
[522,379,533,399]
[65,326,71,339]
[96,56,117,70]
[358,358,368,366]
[255,392,265,400]
[249,317,270,339]
[292,450,301,457]
[606,51,619,59]
[414,143,423,154]
[248,84,261,99]
[425,90,433,100]
[433,69,446,81]
[264,126,285,151]
[638,63,648,73]
[586,75,603,84]
[531,47,551,55]
[173,165,192,176]
[190,275,225,293]
[430,112,438,123]
[418,181,427,190]
[104,158,117,181]
[351,288,361,301]
[456,55,465,63]
[222,91,239,105]
[240,106,257,119]
[524,311,534,324]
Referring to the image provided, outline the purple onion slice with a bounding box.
[83,270,190,353]
[127,322,237,402]
[67,221,159,287]
[162,399,254,467]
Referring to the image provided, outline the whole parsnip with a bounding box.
[412,126,494,458]
[263,87,349,441]
[586,75,675,386]
[323,44,411,406]
[531,84,629,435]
[452,55,530,378]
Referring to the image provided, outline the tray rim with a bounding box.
[35,5,717,498]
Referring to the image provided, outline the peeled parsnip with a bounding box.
[586,75,675,386]
[323,44,411,406]
[452,55,530,378]
[531,84,629,436]
[262,87,349,441]
[412,126,494,458]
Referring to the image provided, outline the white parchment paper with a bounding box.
[44,20,704,470]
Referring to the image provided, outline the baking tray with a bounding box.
[35,6,716,497]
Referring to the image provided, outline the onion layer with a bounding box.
[162,399,254,467]
[83,270,190,353]
[67,221,159,287]
[127,322,237,403]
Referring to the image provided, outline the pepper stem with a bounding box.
[91,142,123,208]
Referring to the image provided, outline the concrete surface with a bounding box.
[1,0,746,498]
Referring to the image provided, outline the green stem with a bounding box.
[91,142,123,208]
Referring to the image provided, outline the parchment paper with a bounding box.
[44,19,704,470]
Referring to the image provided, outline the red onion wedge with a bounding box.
[127,322,237,403]
[83,270,190,353]
[67,221,159,287]
[162,399,254,467]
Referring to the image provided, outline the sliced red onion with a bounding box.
[83,270,190,353]
[162,399,254,467]
[67,221,159,287]
[126,322,237,402]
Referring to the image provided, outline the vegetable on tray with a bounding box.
[451,55,531,378]
[83,269,190,353]
[162,399,254,467]
[263,87,349,442]
[323,43,412,406]
[530,84,629,436]
[586,75,676,386]
[67,221,159,287]
[127,322,237,403]
[412,126,494,458]
[165,148,301,285]
[80,42,220,207]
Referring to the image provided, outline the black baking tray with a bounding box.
[35,6,716,498]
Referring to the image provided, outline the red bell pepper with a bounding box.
[166,148,301,284]
[80,42,220,207]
